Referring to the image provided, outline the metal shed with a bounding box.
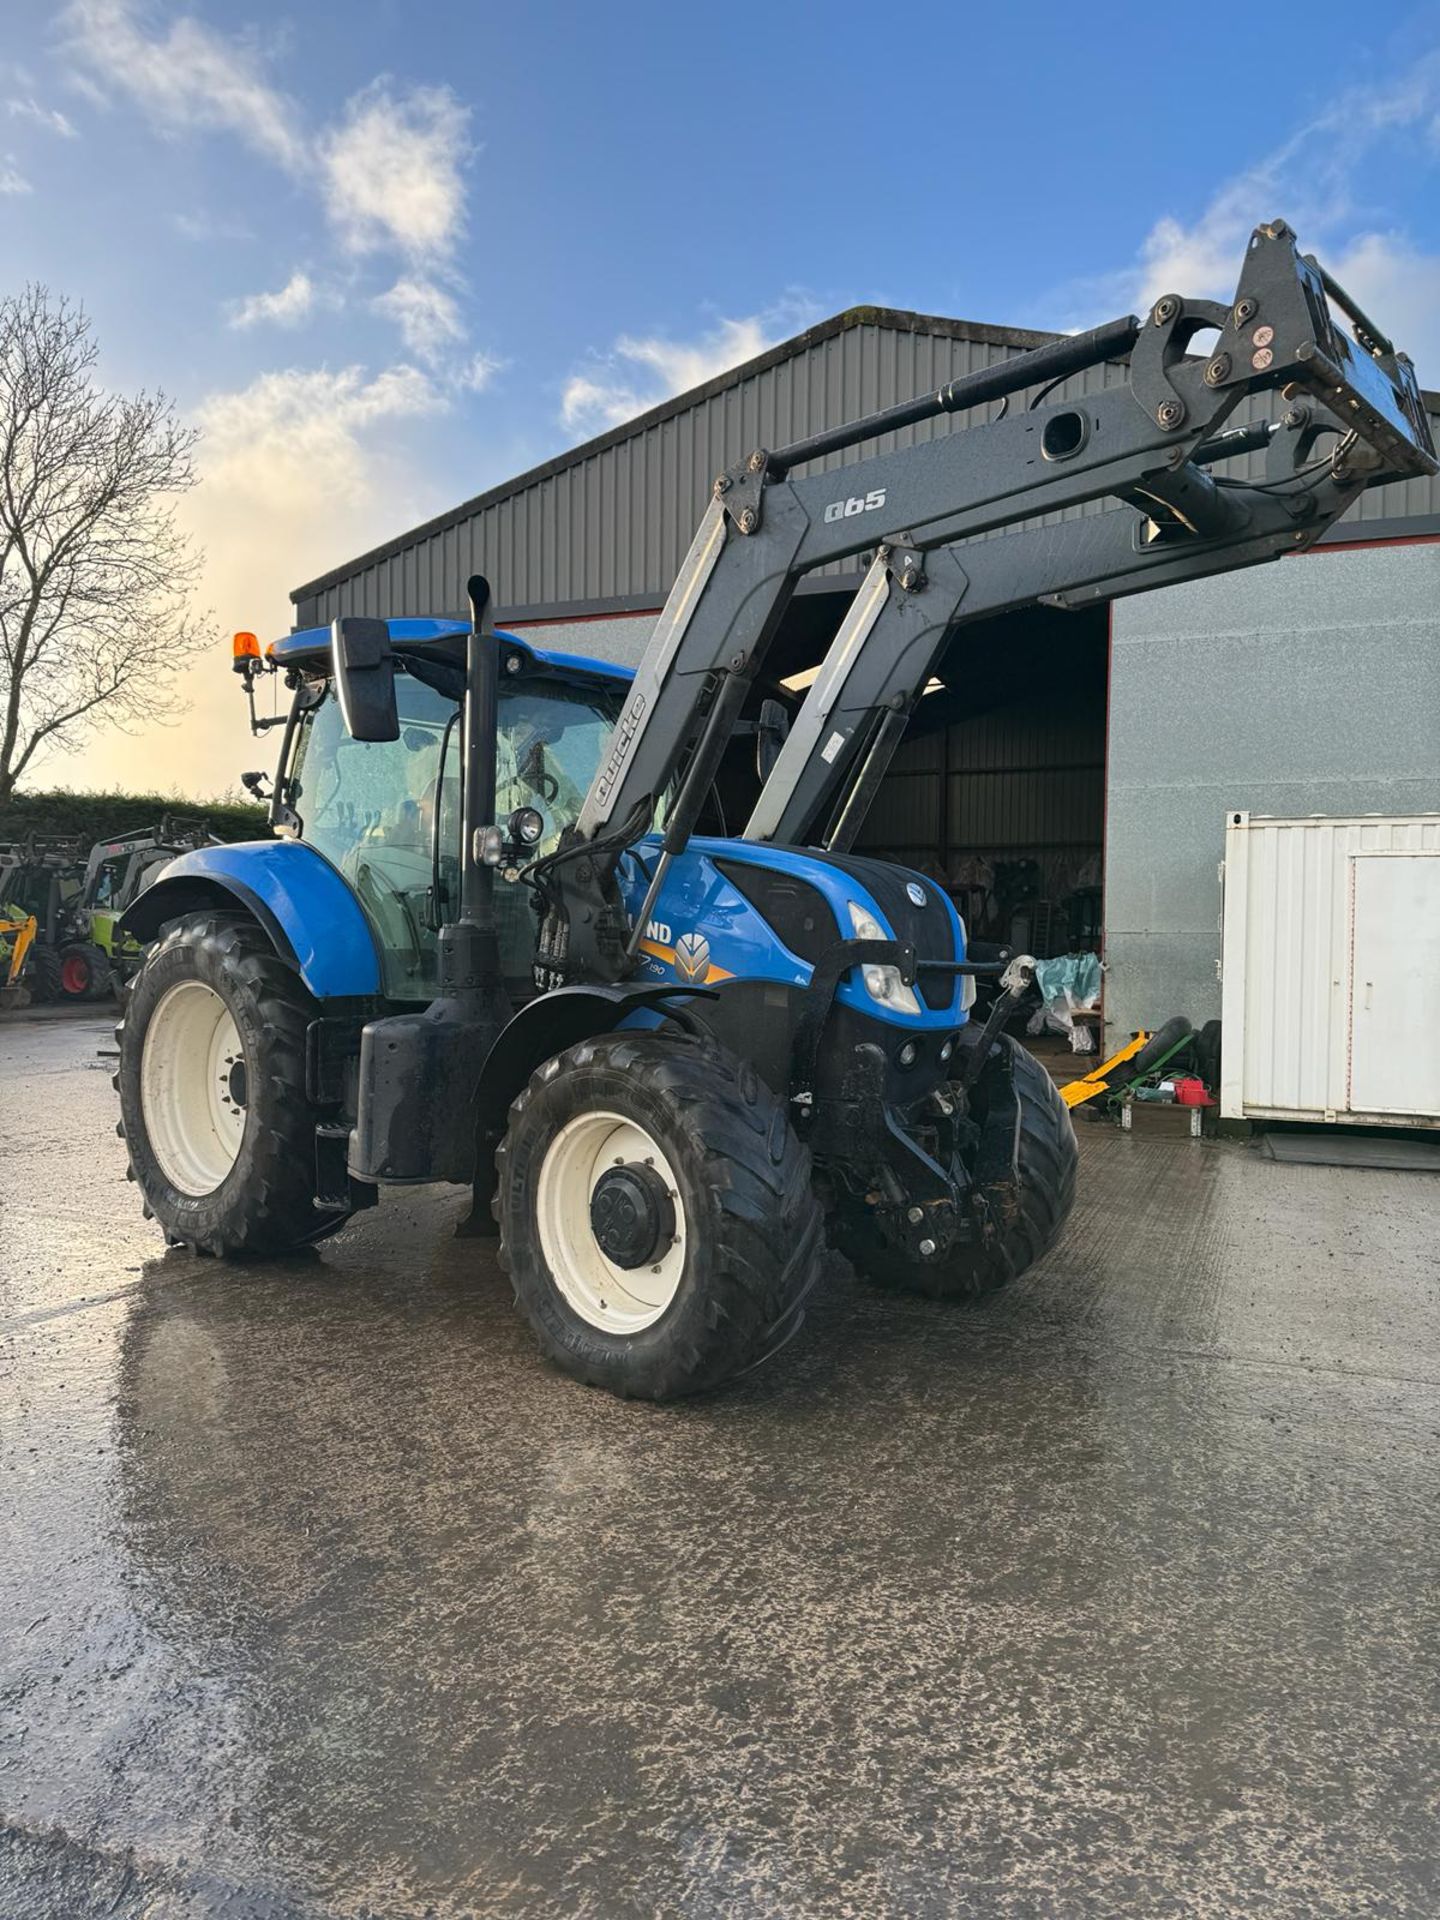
[292,306,1440,629]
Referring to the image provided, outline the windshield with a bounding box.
[288,665,623,999]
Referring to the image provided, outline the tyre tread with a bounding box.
[118,913,347,1257]
[496,1030,823,1400]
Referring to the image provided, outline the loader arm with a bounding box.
[538,221,1434,986]
[742,416,1370,848]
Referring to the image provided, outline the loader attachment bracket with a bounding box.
[1131,221,1435,478]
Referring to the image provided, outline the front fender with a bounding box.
[474,984,714,1144]
[118,840,382,999]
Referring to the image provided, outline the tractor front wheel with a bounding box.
[835,1033,1078,1301]
[117,913,351,1256]
[495,1030,824,1399]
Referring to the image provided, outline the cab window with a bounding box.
[288,666,622,1000]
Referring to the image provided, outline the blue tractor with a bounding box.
[116,224,1435,1397]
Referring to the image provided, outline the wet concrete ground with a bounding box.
[2,1010,1437,1919]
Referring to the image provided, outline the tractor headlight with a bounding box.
[507,805,545,848]
[846,900,922,1016]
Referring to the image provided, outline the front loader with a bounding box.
[114,222,1435,1398]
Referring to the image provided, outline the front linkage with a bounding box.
[791,941,1039,1269]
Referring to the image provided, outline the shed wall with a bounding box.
[1104,539,1440,1043]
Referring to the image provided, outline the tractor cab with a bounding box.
[267,621,631,1001]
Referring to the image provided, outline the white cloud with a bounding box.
[1120,57,1440,318]
[559,372,643,434]
[7,97,78,138]
[228,270,318,331]
[1326,231,1440,385]
[614,317,780,395]
[67,360,452,794]
[0,156,31,194]
[321,83,470,260]
[1035,57,1440,391]
[64,0,306,172]
[194,364,446,501]
[456,350,503,393]
[63,5,486,385]
[561,305,816,435]
[372,275,463,360]
[65,7,471,262]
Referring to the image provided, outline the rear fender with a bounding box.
[117,841,382,999]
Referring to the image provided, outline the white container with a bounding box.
[1220,812,1440,1128]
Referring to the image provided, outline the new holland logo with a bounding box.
[674,932,711,983]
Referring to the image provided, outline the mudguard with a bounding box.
[474,983,715,1139]
[117,840,382,999]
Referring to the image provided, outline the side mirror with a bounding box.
[331,616,399,743]
[755,697,790,781]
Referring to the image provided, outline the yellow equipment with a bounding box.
[1060,1030,1152,1110]
[0,909,38,1009]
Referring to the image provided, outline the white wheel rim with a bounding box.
[140,980,248,1197]
[534,1110,687,1334]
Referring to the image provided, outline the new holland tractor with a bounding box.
[115,223,1435,1398]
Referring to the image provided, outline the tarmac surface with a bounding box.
[1,1008,1437,1918]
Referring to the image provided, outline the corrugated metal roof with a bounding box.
[291,304,1440,628]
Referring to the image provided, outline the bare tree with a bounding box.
[0,285,206,802]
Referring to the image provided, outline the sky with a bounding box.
[4,0,1440,798]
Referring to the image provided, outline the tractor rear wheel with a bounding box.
[117,912,351,1256]
[495,1030,824,1399]
[836,1033,1078,1301]
[28,943,63,1003]
[59,941,111,1000]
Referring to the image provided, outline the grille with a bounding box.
[792,849,958,1010]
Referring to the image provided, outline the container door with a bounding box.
[1347,853,1440,1117]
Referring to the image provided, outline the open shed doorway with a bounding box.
[854,603,1109,963]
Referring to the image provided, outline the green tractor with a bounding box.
[61,817,220,1000]
[0,819,219,1003]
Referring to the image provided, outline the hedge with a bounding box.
[0,789,269,850]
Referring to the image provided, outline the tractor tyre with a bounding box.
[117,912,351,1256]
[28,944,63,1003]
[59,942,111,1001]
[1193,1018,1222,1094]
[1111,1015,1194,1085]
[495,1029,824,1400]
[836,1034,1078,1302]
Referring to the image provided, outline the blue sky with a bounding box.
[5,0,1440,794]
